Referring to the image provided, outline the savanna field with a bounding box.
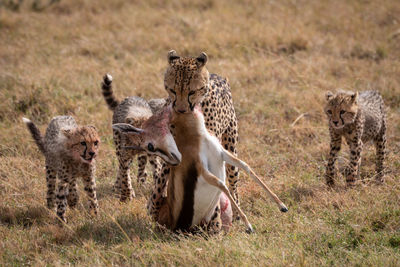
[1,0,400,265]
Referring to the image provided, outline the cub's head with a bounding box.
[164,50,210,114]
[62,126,100,164]
[324,91,359,129]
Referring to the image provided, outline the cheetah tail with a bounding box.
[22,117,45,154]
[101,73,119,111]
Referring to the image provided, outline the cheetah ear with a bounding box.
[351,91,359,103]
[196,52,208,68]
[112,123,144,135]
[325,91,334,101]
[61,128,75,138]
[168,50,180,65]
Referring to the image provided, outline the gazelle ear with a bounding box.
[168,50,180,65]
[196,52,208,68]
[351,91,359,103]
[112,123,144,135]
[325,91,334,101]
[61,128,75,138]
[125,117,136,125]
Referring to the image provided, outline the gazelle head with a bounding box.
[112,105,182,166]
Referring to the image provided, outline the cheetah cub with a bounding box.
[23,116,100,222]
[324,90,386,186]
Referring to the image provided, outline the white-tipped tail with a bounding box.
[22,117,31,124]
[105,73,112,82]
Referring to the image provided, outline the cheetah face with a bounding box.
[164,50,209,114]
[62,126,100,164]
[325,91,359,129]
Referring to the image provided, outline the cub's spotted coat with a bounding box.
[324,90,387,185]
[23,116,100,222]
[102,74,172,201]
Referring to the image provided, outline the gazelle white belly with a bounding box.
[191,137,226,226]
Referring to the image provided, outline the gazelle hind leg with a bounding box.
[201,167,253,233]
[222,149,288,212]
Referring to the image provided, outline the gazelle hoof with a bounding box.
[245,225,254,234]
[280,205,288,212]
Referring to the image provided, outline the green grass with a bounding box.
[1,0,400,265]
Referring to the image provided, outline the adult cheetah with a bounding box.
[148,50,241,220]
[324,90,387,186]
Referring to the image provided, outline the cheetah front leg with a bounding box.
[346,135,363,186]
[207,204,223,235]
[147,162,169,220]
[137,154,148,184]
[55,162,71,223]
[45,163,57,210]
[374,118,386,183]
[325,131,342,186]
[82,166,99,216]
[67,177,79,209]
[117,154,134,202]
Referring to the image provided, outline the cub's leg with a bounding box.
[45,162,57,210]
[117,153,134,202]
[346,135,363,185]
[113,129,134,200]
[325,131,342,186]
[137,154,148,184]
[56,162,71,223]
[67,177,79,209]
[374,118,386,183]
[82,166,99,215]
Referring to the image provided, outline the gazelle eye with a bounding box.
[147,143,155,152]
[340,110,345,115]
[80,141,86,146]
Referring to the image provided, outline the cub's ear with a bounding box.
[325,91,334,101]
[196,52,208,68]
[351,91,359,103]
[168,50,180,65]
[61,128,75,138]
[112,123,143,135]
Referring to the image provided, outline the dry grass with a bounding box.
[1,0,400,265]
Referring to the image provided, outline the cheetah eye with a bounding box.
[327,110,332,115]
[147,143,155,152]
[80,141,86,146]
[94,141,99,146]
[340,110,345,115]
[188,91,195,96]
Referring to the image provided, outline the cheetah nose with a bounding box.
[177,109,186,114]
[89,152,95,157]
[333,120,339,126]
